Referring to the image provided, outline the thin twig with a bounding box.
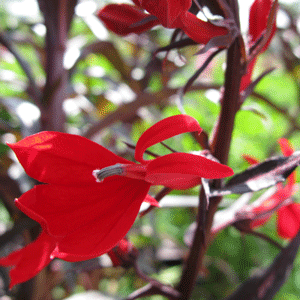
[140,187,173,217]
[245,230,283,250]
[123,142,159,158]
[160,141,177,153]
[0,32,42,106]
[124,262,181,300]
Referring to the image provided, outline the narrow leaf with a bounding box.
[212,152,300,196]
[225,229,300,300]
[179,48,223,102]
[240,68,275,103]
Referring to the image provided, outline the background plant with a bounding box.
[0,0,300,299]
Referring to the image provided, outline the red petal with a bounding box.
[278,138,294,157]
[135,115,202,163]
[254,183,295,214]
[9,131,129,185]
[145,152,234,189]
[179,12,228,44]
[277,203,300,239]
[242,154,260,165]
[16,179,150,260]
[144,194,160,207]
[54,182,148,260]
[242,0,277,91]
[249,0,276,51]
[277,138,297,186]
[97,4,160,36]
[0,231,56,288]
[139,0,191,28]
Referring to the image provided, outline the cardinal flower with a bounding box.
[0,114,233,287]
[0,231,56,288]
[97,0,228,44]
[240,0,277,91]
[244,138,299,238]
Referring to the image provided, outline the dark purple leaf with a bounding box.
[224,229,300,300]
[154,38,197,54]
[195,33,235,55]
[199,184,209,244]
[128,15,159,29]
[211,152,300,196]
[179,48,223,104]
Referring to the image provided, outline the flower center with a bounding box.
[93,163,147,182]
[93,164,125,182]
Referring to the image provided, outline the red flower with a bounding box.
[250,181,296,228]
[97,0,228,44]
[248,0,276,51]
[277,203,300,239]
[242,154,259,166]
[240,0,277,91]
[0,231,56,289]
[0,114,233,287]
[244,138,298,236]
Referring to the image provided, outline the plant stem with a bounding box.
[177,2,244,297]
[212,36,244,165]
[38,0,77,131]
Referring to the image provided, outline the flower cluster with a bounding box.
[243,138,299,239]
[240,0,277,92]
[97,0,228,44]
[0,114,233,288]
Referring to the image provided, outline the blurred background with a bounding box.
[0,0,300,299]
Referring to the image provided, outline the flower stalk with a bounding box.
[177,1,245,298]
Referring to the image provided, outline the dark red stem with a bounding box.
[38,0,77,131]
[176,2,244,298]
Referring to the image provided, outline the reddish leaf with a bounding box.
[179,12,228,44]
[97,4,160,36]
[139,0,191,28]
[249,0,276,50]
